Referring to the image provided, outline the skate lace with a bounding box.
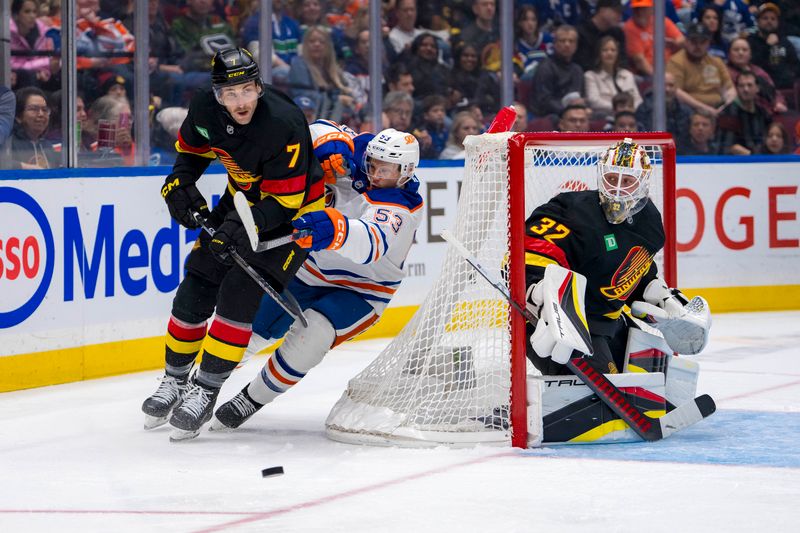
[230,393,258,418]
[152,376,181,404]
[182,385,214,418]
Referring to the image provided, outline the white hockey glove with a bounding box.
[630,277,711,355]
[528,265,593,365]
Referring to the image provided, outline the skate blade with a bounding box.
[208,416,235,432]
[169,427,201,442]
[144,414,168,430]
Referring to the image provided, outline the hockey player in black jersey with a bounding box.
[141,47,324,440]
[524,138,711,377]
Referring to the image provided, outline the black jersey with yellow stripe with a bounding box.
[170,85,324,232]
[524,190,665,327]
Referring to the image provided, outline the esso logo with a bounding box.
[0,187,55,328]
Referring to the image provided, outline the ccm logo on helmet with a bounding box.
[0,187,55,328]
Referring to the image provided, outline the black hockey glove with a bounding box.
[208,211,252,264]
[162,175,209,229]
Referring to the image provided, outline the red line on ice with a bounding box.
[719,378,800,402]
[192,450,517,532]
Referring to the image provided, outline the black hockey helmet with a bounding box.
[211,47,261,89]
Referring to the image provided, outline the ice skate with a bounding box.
[210,389,262,431]
[142,374,189,430]
[168,381,219,441]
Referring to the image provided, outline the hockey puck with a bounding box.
[261,466,284,478]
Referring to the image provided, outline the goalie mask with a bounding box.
[363,129,420,189]
[597,138,652,224]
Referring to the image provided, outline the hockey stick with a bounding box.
[192,212,308,328]
[441,229,715,442]
[233,191,311,252]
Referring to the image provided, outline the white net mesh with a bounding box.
[326,133,670,447]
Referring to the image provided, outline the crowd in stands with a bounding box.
[3,0,800,169]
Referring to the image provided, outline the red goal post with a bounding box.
[326,131,677,449]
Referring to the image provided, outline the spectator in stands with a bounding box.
[717,70,772,155]
[755,121,793,155]
[389,0,423,57]
[43,90,88,148]
[457,0,499,58]
[574,0,626,72]
[636,71,692,146]
[384,91,415,131]
[81,94,134,166]
[514,5,552,81]
[405,33,450,102]
[386,63,415,97]
[416,94,449,159]
[512,101,529,133]
[681,110,721,155]
[584,36,642,119]
[449,42,500,116]
[439,110,480,160]
[10,86,58,169]
[611,110,638,132]
[557,104,590,132]
[697,5,727,60]
[624,0,684,78]
[692,0,753,45]
[345,29,372,98]
[289,25,359,124]
[240,0,300,83]
[150,105,188,165]
[529,25,583,118]
[0,86,16,154]
[602,92,636,130]
[668,23,735,116]
[147,0,188,108]
[171,0,236,82]
[529,0,580,28]
[10,0,57,89]
[727,37,788,115]
[294,95,319,124]
[747,2,800,91]
[296,0,324,31]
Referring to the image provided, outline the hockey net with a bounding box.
[326,132,676,447]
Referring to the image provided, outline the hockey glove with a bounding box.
[630,278,711,355]
[528,265,593,365]
[292,208,349,252]
[208,211,252,264]
[321,153,352,184]
[162,175,208,229]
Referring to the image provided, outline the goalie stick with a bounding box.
[233,191,311,252]
[440,229,715,442]
[192,212,309,328]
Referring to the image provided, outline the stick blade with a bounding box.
[657,394,716,439]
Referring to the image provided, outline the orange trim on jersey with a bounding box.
[303,264,397,295]
[368,225,382,261]
[332,314,379,348]
[524,236,570,269]
[268,357,299,386]
[313,131,355,153]
[362,196,423,213]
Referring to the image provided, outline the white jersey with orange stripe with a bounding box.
[297,122,424,313]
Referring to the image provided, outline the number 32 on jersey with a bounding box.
[529,217,570,243]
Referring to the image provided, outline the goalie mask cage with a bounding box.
[326,132,676,448]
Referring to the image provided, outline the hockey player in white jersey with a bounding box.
[210,123,424,431]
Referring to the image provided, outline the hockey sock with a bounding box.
[195,316,253,389]
[164,315,206,372]
[247,349,307,405]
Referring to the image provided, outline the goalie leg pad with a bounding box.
[247,309,335,405]
[664,355,699,408]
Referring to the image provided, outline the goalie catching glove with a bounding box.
[528,264,593,365]
[630,277,711,355]
[292,208,348,252]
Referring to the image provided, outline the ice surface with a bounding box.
[1,312,798,532]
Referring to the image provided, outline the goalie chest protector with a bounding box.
[524,191,665,324]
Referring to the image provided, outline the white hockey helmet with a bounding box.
[597,138,652,224]
[364,128,420,188]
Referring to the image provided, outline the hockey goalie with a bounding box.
[524,138,712,444]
